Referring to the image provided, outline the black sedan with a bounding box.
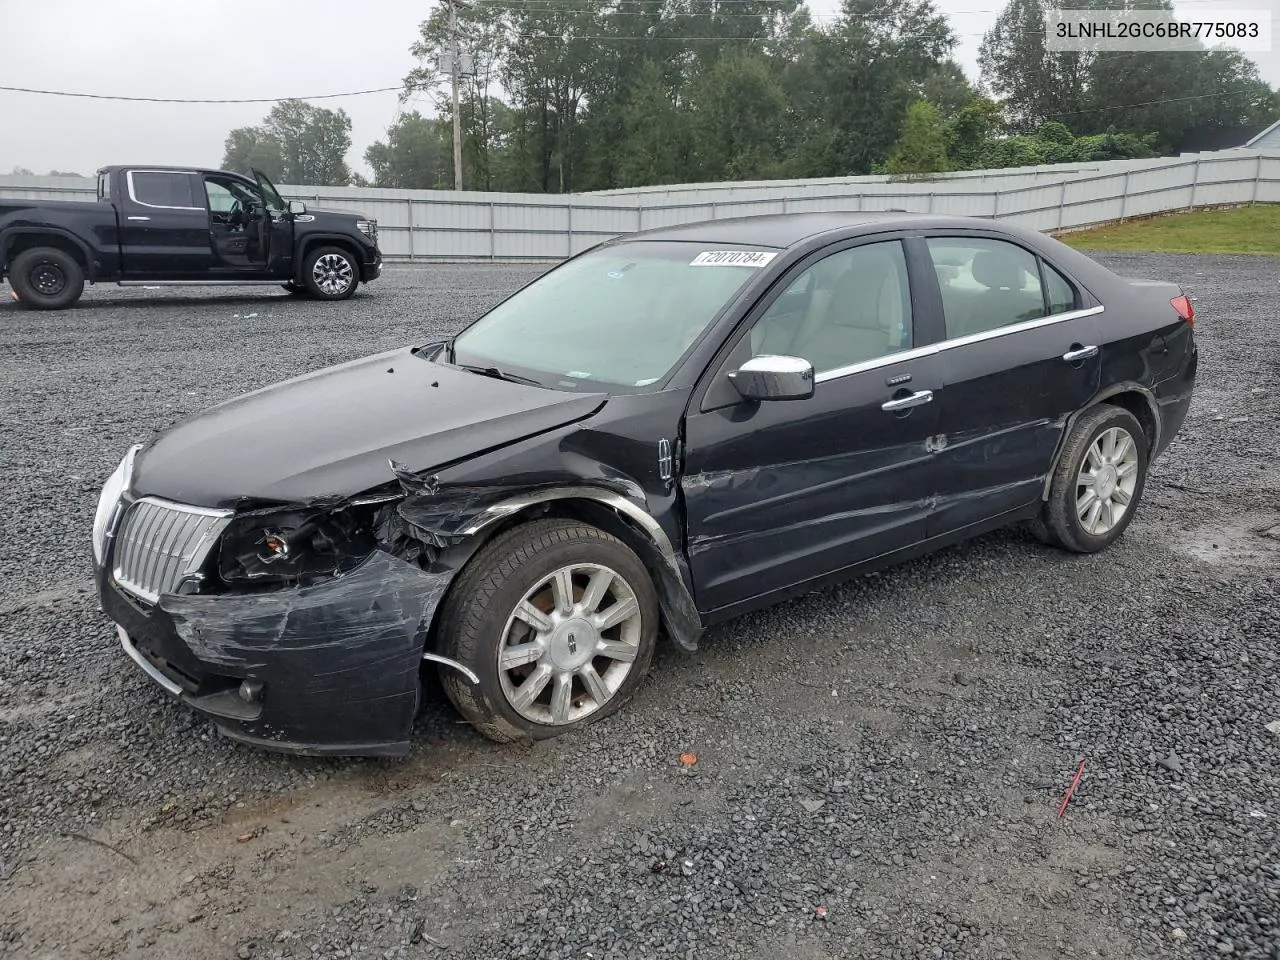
[91,212,1197,756]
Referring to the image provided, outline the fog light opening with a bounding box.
[239,679,264,703]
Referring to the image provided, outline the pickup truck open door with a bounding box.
[251,168,297,279]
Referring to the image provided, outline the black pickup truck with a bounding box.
[1,165,382,310]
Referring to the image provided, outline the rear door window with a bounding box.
[128,171,201,210]
[926,237,1046,339]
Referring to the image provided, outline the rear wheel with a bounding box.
[436,518,659,743]
[1034,404,1149,553]
[302,246,358,301]
[10,247,85,310]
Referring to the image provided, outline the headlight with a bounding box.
[92,444,140,565]
[356,219,377,243]
[217,502,382,587]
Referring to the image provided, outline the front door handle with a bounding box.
[1062,344,1099,362]
[881,389,934,412]
[127,215,151,221]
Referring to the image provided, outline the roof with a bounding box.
[97,164,252,178]
[618,211,1001,248]
[1245,117,1280,148]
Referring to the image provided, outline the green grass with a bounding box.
[1059,205,1280,255]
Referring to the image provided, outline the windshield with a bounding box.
[449,241,773,391]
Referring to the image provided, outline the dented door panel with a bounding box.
[927,311,1103,535]
[681,352,945,615]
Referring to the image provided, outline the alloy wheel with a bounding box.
[1076,426,1139,535]
[497,563,643,726]
[311,253,354,296]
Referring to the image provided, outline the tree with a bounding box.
[917,60,976,116]
[687,54,788,181]
[804,0,957,175]
[221,126,285,181]
[500,0,608,192]
[884,100,952,175]
[365,111,452,189]
[221,100,354,185]
[404,2,511,190]
[613,61,693,187]
[978,0,1089,130]
[947,96,1005,168]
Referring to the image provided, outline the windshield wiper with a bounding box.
[457,363,543,387]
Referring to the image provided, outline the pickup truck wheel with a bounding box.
[10,248,85,310]
[303,247,358,301]
[1036,404,1149,553]
[436,518,659,744]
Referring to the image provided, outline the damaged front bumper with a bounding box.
[96,550,457,757]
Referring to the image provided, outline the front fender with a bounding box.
[390,478,705,653]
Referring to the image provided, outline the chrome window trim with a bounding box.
[939,304,1104,351]
[126,169,205,212]
[813,343,939,383]
[814,305,1105,384]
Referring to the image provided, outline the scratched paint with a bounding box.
[161,551,449,754]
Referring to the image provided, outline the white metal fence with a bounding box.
[3,148,1277,262]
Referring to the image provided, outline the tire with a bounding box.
[302,246,359,301]
[10,247,85,310]
[436,518,660,743]
[1034,404,1149,553]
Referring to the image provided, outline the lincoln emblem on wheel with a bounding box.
[90,212,1196,756]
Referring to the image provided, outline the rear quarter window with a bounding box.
[1044,261,1078,314]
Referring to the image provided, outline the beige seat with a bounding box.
[958,250,1044,336]
[790,247,906,371]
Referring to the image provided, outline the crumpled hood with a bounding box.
[131,346,606,508]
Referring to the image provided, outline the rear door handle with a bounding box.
[1062,345,1099,362]
[127,216,151,221]
[881,389,934,412]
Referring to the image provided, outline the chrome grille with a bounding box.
[112,497,232,604]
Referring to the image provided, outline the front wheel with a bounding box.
[9,247,85,310]
[436,519,660,743]
[302,246,359,301]
[1033,404,1149,553]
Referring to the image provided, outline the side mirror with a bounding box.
[728,355,815,402]
[288,199,307,215]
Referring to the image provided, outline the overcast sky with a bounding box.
[1,0,1276,179]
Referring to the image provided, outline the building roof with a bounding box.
[1245,118,1280,148]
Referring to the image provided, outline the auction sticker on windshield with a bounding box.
[690,250,778,267]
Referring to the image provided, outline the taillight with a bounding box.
[1171,295,1194,326]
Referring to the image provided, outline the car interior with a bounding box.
[749,241,912,374]
[204,177,268,269]
[928,240,1049,337]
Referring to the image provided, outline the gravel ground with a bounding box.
[0,256,1276,960]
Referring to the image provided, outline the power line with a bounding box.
[1054,89,1269,116]
[0,84,401,104]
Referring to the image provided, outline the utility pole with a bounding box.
[447,0,463,191]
